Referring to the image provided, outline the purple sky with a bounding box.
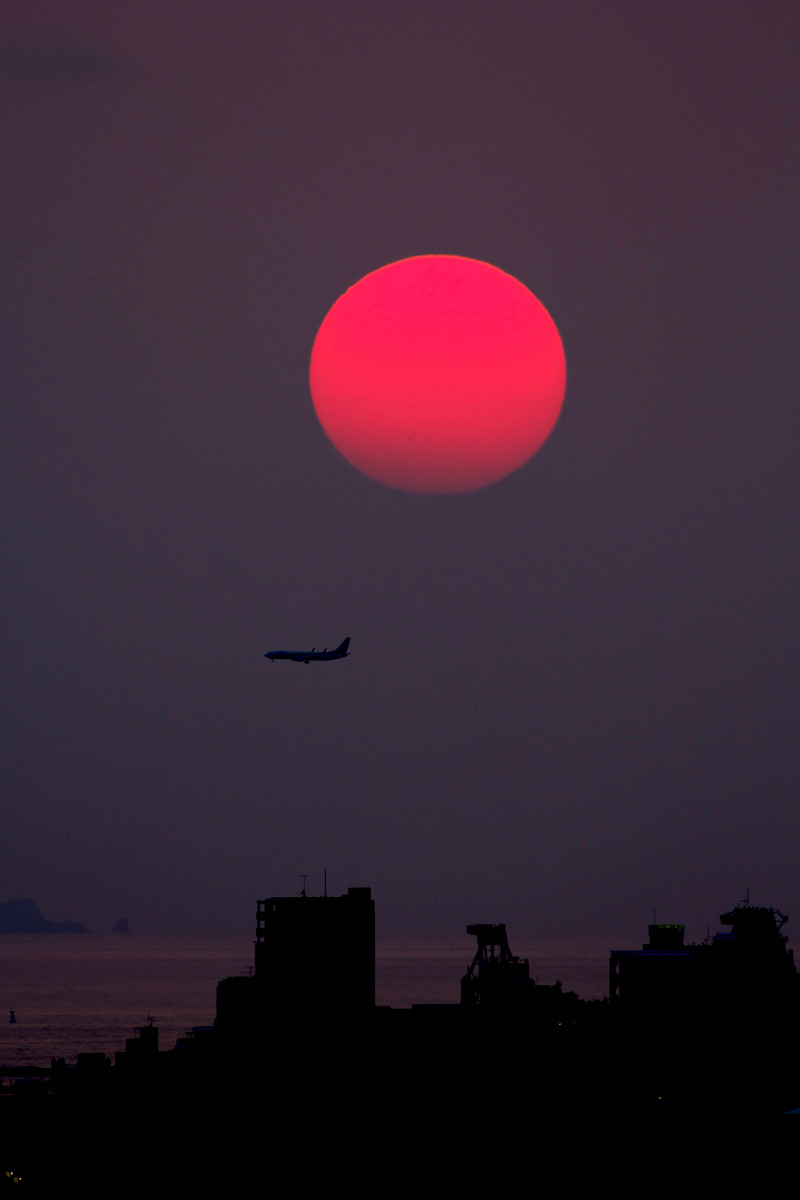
[3,2,799,941]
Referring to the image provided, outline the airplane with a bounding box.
[264,637,351,664]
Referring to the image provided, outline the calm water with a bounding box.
[0,932,615,1069]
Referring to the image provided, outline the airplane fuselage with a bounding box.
[265,637,350,664]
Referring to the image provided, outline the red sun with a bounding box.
[309,255,566,494]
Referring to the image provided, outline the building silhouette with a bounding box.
[216,885,374,1038]
[255,885,375,1011]
[610,901,799,1030]
[12,885,800,1127]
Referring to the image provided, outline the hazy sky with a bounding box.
[3,2,799,940]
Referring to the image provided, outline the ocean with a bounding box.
[0,931,616,1070]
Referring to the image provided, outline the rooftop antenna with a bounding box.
[300,874,308,897]
[324,867,327,898]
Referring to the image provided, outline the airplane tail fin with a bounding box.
[335,637,351,655]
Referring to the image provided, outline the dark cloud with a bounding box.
[0,27,127,82]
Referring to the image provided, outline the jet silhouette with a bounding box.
[265,637,351,664]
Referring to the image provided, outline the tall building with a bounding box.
[254,885,375,1012]
[216,884,375,1036]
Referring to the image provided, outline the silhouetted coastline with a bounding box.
[0,899,87,935]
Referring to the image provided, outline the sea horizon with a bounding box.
[0,930,619,1070]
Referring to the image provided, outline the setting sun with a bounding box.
[310,255,566,493]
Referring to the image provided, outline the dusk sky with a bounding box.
[3,2,798,940]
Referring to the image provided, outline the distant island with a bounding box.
[0,899,88,934]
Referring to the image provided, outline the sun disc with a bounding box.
[310,255,565,493]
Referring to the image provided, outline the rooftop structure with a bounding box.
[610,901,799,1028]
